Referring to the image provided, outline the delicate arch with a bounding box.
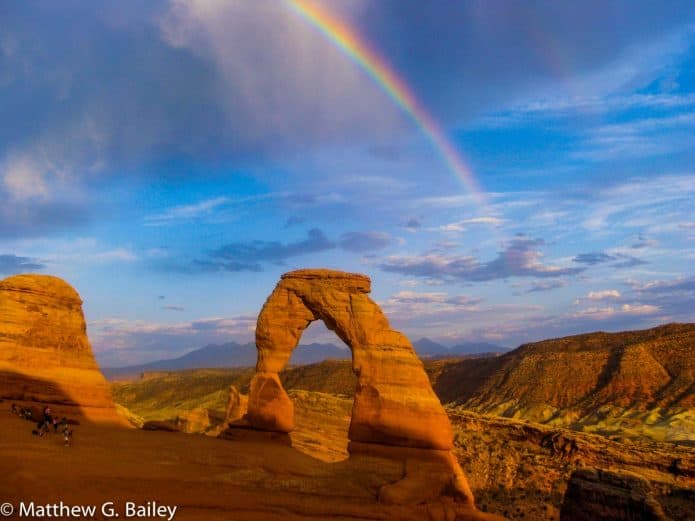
[247,269,453,450]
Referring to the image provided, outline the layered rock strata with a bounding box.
[0,274,121,423]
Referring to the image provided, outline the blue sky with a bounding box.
[1,1,694,366]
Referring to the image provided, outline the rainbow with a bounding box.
[286,0,486,206]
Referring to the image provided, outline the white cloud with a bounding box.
[158,0,403,147]
[580,174,695,233]
[380,238,582,282]
[8,238,138,267]
[380,290,483,319]
[2,155,51,200]
[89,249,138,263]
[574,112,695,161]
[620,303,660,314]
[478,92,695,128]
[145,196,230,225]
[388,291,450,304]
[574,289,622,305]
[439,216,505,232]
[527,279,567,293]
[572,306,617,319]
[572,302,660,320]
[587,289,621,300]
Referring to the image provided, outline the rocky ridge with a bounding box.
[433,323,695,442]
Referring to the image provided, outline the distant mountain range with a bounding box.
[103,337,506,379]
[412,338,506,358]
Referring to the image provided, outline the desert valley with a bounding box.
[1,271,693,521]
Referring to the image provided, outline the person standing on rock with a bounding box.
[62,425,73,447]
[35,419,48,437]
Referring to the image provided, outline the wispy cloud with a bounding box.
[32,239,138,266]
[573,289,622,304]
[527,279,567,293]
[0,254,45,275]
[573,252,615,265]
[183,228,399,272]
[380,291,482,320]
[579,176,695,233]
[625,276,695,318]
[630,234,658,249]
[478,92,695,127]
[2,154,53,201]
[574,112,695,161]
[439,216,505,232]
[162,305,184,311]
[403,217,422,231]
[0,198,89,240]
[586,290,621,300]
[284,215,306,228]
[572,250,648,269]
[572,303,660,319]
[145,196,230,226]
[339,231,392,253]
[188,228,336,273]
[611,255,648,268]
[620,303,660,314]
[380,238,583,282]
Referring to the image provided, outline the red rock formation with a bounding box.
[560,468,669,521]
[434,323,695,421]
[242,269,488,514]
[252,270,453,448]
[224,385,247,426]
[0,274,122,424]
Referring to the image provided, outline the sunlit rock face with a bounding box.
[251,269,453,449]
[244,269,482,510]
[0,274,121,423]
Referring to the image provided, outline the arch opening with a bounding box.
[279,320,356,462]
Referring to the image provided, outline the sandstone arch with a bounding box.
[245,269,479,508]
[248,269,452,449]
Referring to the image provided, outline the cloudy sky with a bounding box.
[1,1,694,366]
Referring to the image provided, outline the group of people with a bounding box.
[10,403,74,446]
[11,403,36,421]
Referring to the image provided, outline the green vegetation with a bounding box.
[112,367,255,421]
[111,361,357,424]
